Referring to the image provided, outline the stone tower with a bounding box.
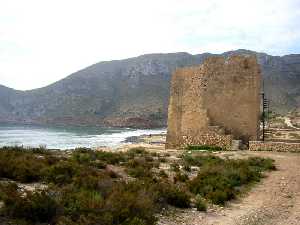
[166,55,261,149]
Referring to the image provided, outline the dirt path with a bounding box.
[158,151,300,225]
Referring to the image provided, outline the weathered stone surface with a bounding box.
[166,55,261,149]
[249,141,300,152]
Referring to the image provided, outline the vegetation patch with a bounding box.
[0,147,58,183]
[0,146,276,224]
[195,195,207,211]
[188,155,276,205]
[186,145,223,151]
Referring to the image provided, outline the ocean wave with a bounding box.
[0,125,166,150]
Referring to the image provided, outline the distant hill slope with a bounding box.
[0,50,299,128]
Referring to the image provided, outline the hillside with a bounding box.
[0,50,299,128]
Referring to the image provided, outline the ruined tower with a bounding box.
[166,55,261,149]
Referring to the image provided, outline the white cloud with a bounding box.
[0,0,299,90]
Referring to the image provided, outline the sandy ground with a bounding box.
[158,150,300,225]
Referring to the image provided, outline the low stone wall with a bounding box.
[249,141,300,152]
[182,132,233,150]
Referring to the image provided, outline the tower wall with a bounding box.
[166,55,261,149]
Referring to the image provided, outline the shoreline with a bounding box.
[0,124,166,150]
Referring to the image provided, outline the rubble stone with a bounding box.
[249,141,300,152]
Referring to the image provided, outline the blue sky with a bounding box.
[0,0,300,90]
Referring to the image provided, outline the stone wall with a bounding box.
[166,55,261,149]
[249,141,300,152]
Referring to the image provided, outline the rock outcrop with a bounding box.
[166,55,261,149]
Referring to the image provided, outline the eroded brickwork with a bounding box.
[166,55,261,149]
[249,141,300,152]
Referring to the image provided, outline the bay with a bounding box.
[0,123,166,150]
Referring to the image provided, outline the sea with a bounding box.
[0,123,166,150]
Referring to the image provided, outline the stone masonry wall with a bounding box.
[249,141,300,152]
[166,55,261,149]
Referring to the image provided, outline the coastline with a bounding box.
[0,123,166,150]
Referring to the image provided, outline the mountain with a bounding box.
[0,50,299,128]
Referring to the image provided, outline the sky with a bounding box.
[0,0,300,90]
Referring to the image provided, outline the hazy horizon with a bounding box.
[1,0,300,90]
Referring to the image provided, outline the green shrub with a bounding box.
[183,154,223,167]
[43,161,80,185]
[72,148,95,164]
[247,157,276,171]
[127,165,152,178]
[195,195,207,211]
[63,189,103,216]
[174,172,189,183]
[170,163,180,172]
[126,158,155,178]
[95,151,125,165]
[127,147,147,158]
[189,156,276,205]
[104,183,157,225]
[73,149,125,165]
[0,146,276,224]
[163,186,190,208]
[151,182,190,208]
[123,217,147,225]
[0,147,51,183]
[0,183,58,223]
[72,169,109,190]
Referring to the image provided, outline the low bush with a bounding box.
[0,147,55,183]
[170,162,180,172]
[182,154,223,167]
[73,148,125,165]
[247,157,276,171]
[127,147,147,158]
[0,147,276,224]
[0,183,58,223]
[195,195,207,211]
[104,183,157,225]
[188,156,276,205]
[162,185,190,208]
[149,181,191,208]
[43,161,80,185]
[125,154,160,178]
[174,172,189,183]
[186,145,223,151]
[95,151,125,165]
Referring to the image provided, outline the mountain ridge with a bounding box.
[1,49,299,128]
